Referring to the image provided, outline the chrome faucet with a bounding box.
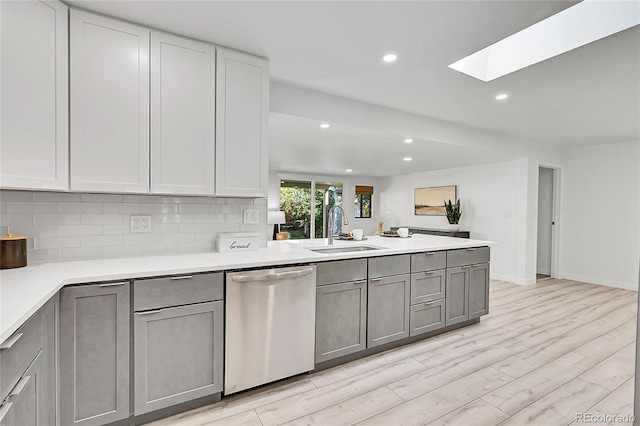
[327,205,349,245]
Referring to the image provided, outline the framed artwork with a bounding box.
[414,185,456,216]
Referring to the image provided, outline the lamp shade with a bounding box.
[268,211,286,225]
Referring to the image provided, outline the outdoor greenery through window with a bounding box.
[279,179,343,239]
[354,185,373,219]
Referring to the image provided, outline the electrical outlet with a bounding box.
[243,208,260,225]
[130,215,152,233]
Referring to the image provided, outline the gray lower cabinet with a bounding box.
[367,274,410,348]
[134,300,224,415]
[410,299,446,337]
[410,269,446,304]
[469,263,490,319]
[315,280,367,363]
[0,351,41,426]
[60,282,130,426]
[445,266,469,326]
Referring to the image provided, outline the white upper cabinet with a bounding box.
[215,48,269,198]
[0,0,69,191]
[150,32,215,195]
[70,9,150,193]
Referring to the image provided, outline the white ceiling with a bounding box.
[67,1,640,177]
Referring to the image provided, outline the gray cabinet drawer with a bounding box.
[0,310,43,401]
[446,247,490,268]
[368,254,410,279]
[410,269,446,304]
[134,272,223,311]
[410,299,445,337]
[410,251,446,273]
[317,259,367,286]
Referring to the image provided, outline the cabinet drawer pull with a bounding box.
[171,275,193,280]
[9,376,31,397]
[423,301,436,306]
[354,280,367,285]
[137,309,163,316]
[370,278,383,282]
[467,248,476,251]
[472,264,484,267]
[0,402,13,422]
[0,333,23,350]
[98,282,126,287]
[424,271,435,275]
[425,252,435,256]
[462,265,471,269]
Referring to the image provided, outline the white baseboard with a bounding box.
[561,273,638,291]
[491,273,536,286]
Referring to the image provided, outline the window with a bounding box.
[354,185,373,219]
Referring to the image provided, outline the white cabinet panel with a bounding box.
[151,32,215,195]
[0,0,69,191]
[70,9,150,193]
[215,48,269,197]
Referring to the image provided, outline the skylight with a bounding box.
[449,0,640,82]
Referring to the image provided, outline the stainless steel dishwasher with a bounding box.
[224,264,316,395]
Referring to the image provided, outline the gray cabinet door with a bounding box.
[0,351,41,426]
[367,274,410,348]
[60,282,130,426]
[445,267,469,326]
[469,263,490,319]
[41,294,58,425]
[410,270,446,304]
[315,281,367,363]
[410,299,446,337]
[134,300,223,415]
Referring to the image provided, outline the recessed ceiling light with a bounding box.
[403,157,413,162]
[320,123,331,129]
[382,53,398,63]
[495,94,508,100]
[345,169,353,173]
[404,138,413,143]
[448,0,640,82]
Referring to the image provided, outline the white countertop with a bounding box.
[0,234,492,343]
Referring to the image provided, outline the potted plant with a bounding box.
[444,199,462,231]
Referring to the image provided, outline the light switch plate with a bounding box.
[243,208,260,225]
[130,215,152,233]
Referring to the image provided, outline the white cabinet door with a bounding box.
[215,48,269,197]
[0,0,69,191]
[70,9,150,193]
[151,32,215,195]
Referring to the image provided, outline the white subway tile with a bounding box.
[138,195,163,204]
[59,247,103,261]
[28,248,59,262]
[253,198,268,206]
[161,205,180,214]
[33,192,82,202]
[59,224,103,236]
[102,224,130,235]
[220,205,241,214]
[82,235,123,247]
[162,197,195,204]
[103,245,143,259]
[193,214,215,223]
[81,193,123,203]
[0,202,7,214]
[6,225,57,237]
[156,224,180,234]
[178,241,213,253]
[35,236,82,249]
[195,232,216,242]
[162,233,195,244]
[123,233,163,245]
[34,213,80,225]
[225,198,252,205]
[7,202,58,213]
[212,223,241,233]
[59,202,102,214]
[142,204,163,214]
[142,244,179,256]
[179,204,211,214]
[81,214,124,224]
[210,198,226,205]
[103,203,143,214]
[225,213,242,223]
[178,223,211,233]
[2,214,35,226]
[0,190,34,201]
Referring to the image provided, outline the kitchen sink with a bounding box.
[308,245,384,254]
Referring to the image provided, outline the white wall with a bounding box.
[561,140,640,290]
[378,158,529,284]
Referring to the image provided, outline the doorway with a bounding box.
[537,166,560,279]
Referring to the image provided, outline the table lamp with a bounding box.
[268,211,286,240]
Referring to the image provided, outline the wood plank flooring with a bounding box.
[147,279,637,426]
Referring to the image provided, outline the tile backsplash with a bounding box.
[0,190,267,263]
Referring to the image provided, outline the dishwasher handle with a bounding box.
[231,267,314,282]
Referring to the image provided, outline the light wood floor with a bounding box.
[148,279,638,426]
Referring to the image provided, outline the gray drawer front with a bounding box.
[317,258,367,286]
[134,273,223,311]
[0,309,43,401]
[411,251,446,272]
[368,254,410,278]
[446,247,490,267]
[410,269,446,304]
[410,299,445,337]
